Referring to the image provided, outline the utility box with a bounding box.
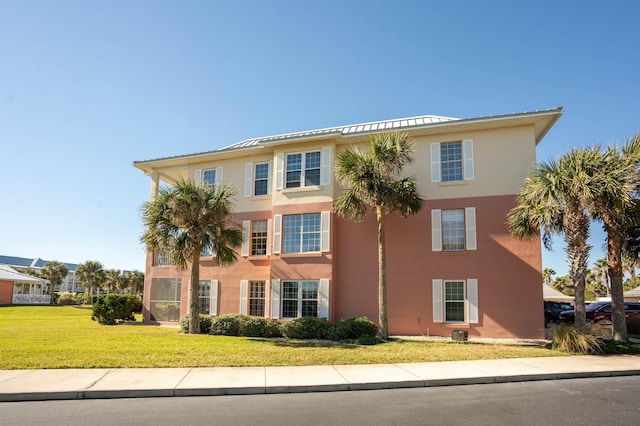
[452,330,468,342]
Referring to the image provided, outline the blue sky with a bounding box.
[1,0,638,275]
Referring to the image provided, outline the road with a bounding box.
[1,376,639,425]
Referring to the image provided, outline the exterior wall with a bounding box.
[0,280,13,304]
[334,194,544,339]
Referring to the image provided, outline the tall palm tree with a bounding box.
[40,261,69,304]
[76,261,105,304]
[104,269,122,293]
[542,268,556,286]
[334,132,423,339]
[125,270,144,295]
[590,133,640,341]
[508,147,602,333]
[141,178,243,334]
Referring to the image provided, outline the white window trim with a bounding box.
[278,279,328,319]
[431,207,477,252]
[242,219,270,258]
[432,279,478,324]
[245,161,272,198]
[430,140,474,183]
[277,212,330,255]
[195,167,223,186]
[199,279,218,316]
[275,148,331,191]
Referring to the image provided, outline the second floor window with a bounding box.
[440,142,463,182]
[251,220,268,256]
[286,151,321,188]
[254,163,269,196]
[442,209,465,251]
[283,213,321,254]
[203,169,216,186]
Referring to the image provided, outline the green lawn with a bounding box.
[0,305,564,370]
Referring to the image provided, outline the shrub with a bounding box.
[627,317,640,335]
[57,292,83,305]
[91,294,140,325]
[332,317,378,341]
[265,319,283,338]
[239,316,267,337]
[210,314,242,336]
[282,317,333,340]
[356,335,381,345]
[180,315,213,334]
[551,323,602,354]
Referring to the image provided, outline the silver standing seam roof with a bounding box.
[133,107,563,167]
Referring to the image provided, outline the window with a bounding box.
[430,140,474,183]
[283,213,321,254]
[286,151,321,188]
[445,281,465,322]
[432,208,476,251]
[282,280,318,318]
[250,220,268,256]
[432,279,478,324]
[199,280,211,315]
[149,278,181,322]
[442,209,465,251]
[249,281,266,316]
[201,245,213,257]
[254,163,269,196]
[203,169,216,186]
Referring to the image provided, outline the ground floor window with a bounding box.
[282,280,318,318]
[199,280,211,315]
[432,278,478,324]
[149,278,181,322]
[249,281,266,316]
[445,281,465,322]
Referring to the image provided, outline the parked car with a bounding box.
[545,301,574,323]
[558,301,640,323]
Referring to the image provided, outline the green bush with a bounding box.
[180,314,213,334]
[356,335,381,345]
[551,323,602,354]
[282,317,333,340]
[239,315,267,337]
[91,294,140,325]
[57,292,84,305]
[265,319,283,338]
[210,314,242,336]
[332,317,378,341]
[627,317,640,335]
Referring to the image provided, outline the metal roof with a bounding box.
[0,255,80,272]
[0,265,50,283]
[133,107,563,169]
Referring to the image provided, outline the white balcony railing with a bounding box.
[153,252,175,267]
[12,294,51,304]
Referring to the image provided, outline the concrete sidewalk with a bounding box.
[1,354,640,402]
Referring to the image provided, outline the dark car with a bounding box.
[558,301,640,323]
[544,301,574,323]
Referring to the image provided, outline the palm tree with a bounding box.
[125,270,144,295]
[508,147,602,333]
[542,268,556,286]
[104,269,122,293]
[334,132,423,338]
[590,133,640,341]
[75,261,105,304]
[593,258,610,295]
[40,261,69,303]
[141,178,243,334]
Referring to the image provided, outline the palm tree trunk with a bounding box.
[376,206,388,339]
[188,253,201,334]
[565,208,590,333]
[606,225,627,341]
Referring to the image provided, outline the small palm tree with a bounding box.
[590,133,640,341]
[141,178,243,334]
[124,270,144,295]
[508,147,602,332]
[40,261,69,304]
[593,258,610,295]
[542,268,556,286]
[76,261,105,304]
[104,269,122,293]
[334,132,423,338]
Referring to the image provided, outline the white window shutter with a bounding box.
[467,279,478,324]
[266,218,272,256]
[432,279,443,323]
[319,279,329,319]
[273,215,282,254]
[241,220,250,257]
[321,147,332,186]
[215,167,223,186]
[267,160,273,194]
[465,207,477,250]
[211,280,219,316]
[275,153,284,191]
[431,209,442,251]
[463,139,474,180]
[271,279,281,319]
[430,143,441,183]
[244,163,253,197]
[194,169,202,184]
[240,280,248,315]
[321,211,330,252]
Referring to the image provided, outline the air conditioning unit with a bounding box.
[452,330,468,342]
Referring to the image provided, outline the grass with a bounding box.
[0,305,565,370]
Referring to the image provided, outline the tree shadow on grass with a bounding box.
[250,338,361,350]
